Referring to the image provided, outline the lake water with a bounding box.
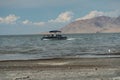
[0,33,120,60]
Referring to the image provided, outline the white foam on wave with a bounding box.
[67,38,76,40]
[38,62,69,65]
[74,55,120,58]
[42,39,49,40]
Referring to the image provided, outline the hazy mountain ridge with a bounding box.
[60,16,120,33]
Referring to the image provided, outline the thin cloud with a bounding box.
[0,14,20,24]
[22,20,45,26]
[22,20,32,24]
[49,11,73,23]
[33,22,45,26]
[76,10,104,20]
[104,10,120,17]
[1,10,120,26]
[22,11,73,26]
[76,10,120,21]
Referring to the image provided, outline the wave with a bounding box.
[67,38,76,40]
[0,46,45,54]
[41,39,49,40]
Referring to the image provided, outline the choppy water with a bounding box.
[0,33,120,60]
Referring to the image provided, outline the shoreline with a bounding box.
[0,54,120,61]
[0,57,120,69]
[0,57,120,80]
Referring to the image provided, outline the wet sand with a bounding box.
[0,58,120,80]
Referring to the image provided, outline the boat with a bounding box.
[41,30,67,40]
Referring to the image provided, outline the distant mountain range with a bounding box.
[60,16,120,34]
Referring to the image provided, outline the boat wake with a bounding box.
[42,39,49,40]
[67,38,76,40]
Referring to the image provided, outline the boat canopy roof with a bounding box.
[49,30,61,33]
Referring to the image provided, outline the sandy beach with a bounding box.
[0,58,120,80]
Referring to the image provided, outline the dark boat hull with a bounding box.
[41,36,67,40]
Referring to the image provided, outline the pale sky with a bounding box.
[0,0,120,35]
